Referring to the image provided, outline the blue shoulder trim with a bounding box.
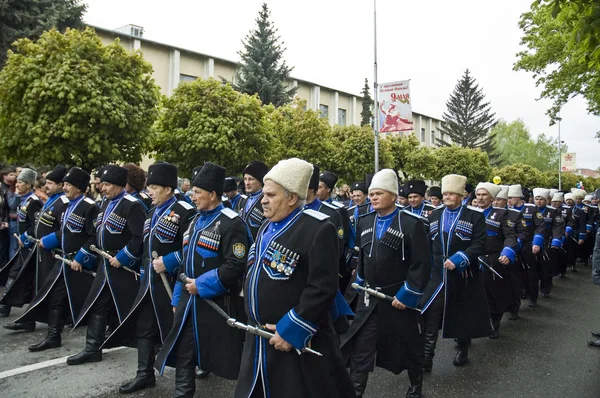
[196,269,228,299]
[395,282,423,308]
[276,308,318,350]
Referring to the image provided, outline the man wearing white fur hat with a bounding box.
[421,174,488,370]
[552,192,576,276]
[235,158,354,398]
[341,169,431,398]
[475,182,519,339]
[527,188,564,301]
[581,192,599,265]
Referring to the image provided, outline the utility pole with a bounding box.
[558,112,562,190]
[373,0,380,172]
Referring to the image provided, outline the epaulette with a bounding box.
[124,194,137,202]
[240,194,248,200]
[84,197,95,205]
[467,205,483,212]
[524,203,535,207]
[508,208,521,213]
[178,200,194,210]
[402,209,427,221]
[321,201,338,210]
[492,206,507,211]
[60,195,69,204]
[139,192,149,199]
[561,204,572,209]
[331,200,345,208]
[547,205,556,210]
[304,208,329,221]
[30,194,40,201]
[348,204,357,212]
[221,207,238,219]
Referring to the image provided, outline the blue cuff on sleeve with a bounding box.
[276,308,318,350]
[551,238,562,248]
[115,246,139,268]
[41,233,60,250]
[449,251,470,272]
[171,281,182,307]
[395,282,423,309]
[587,224,592,232]
[20,233,34,249]
[516,238,523,252]
[195,269,228,299]
[501,247,516,263]
[533,234,545,247]
[74,247,98,270]
[566,226,573,237]
[579,232,587,241]
[163,251,182,274]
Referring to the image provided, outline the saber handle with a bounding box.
[152,251,172,299]
[478,257,504,279]
[351,283,394,302]
[226,318,323,357]
[90,245,140,278]
[24,233,40,244]
[54,254,96,277]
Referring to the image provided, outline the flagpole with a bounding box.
[558,112,562,190]
[373,0,380,172]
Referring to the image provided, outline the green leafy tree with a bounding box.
[360,78,374,126]
[515,0,600,124]
[264,99,334,169]
[429,146,491,184]
[491,119,566,172]
[0,28,161,171]
[386,134,435,181]
[152,78,271,176]
[0,0,86,69]
[490,163,547,188]
[437,69,497,162]
[330,125,392,183]
[232,3,296,107]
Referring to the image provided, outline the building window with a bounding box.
[431,130,436,144]
[441,132,445,142]
[179,74,197,83]
[420,127,425,142]
[319,104,329,119]
[338,109,347,126]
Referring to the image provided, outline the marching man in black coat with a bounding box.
[405,179,436,218]
[15,168,99,352]
[106,162,196,394]
[154,162,250,398]
[67,165,146,366]
[235,158,354,398]
[239,161,269,240]
[340,169,432,398]
[421,175,489,369]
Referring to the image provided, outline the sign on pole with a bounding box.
[561,153,576,172]
[378,80,413,134]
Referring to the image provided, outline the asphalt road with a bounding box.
[1,266,599,398]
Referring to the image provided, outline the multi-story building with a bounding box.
[93,24,444,147]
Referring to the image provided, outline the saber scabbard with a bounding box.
[89,245,140,279]
[351,283,394,302]
[54,254,96,277]
[478,257,503,279]
[152,250,173,299]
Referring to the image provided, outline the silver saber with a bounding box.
[89,245,140,279]
[351,283,394,302]
[54,254,96,277]
[152,250,173,299]
[24,233,41,244]
[478,257,503,279]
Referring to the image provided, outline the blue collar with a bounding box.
[481,205,493,218]
[43,192,64,209]
[377,207,399,221]
[445,205,461,213]
[200,203,223,216]
[538,205,547,213]
[108,190,126,203]
[305,198,322,211]
[411,202,424,212]
[156,196,176,213]
[513,203,524,211]
[20,191,34,203]
[268,208,301,232]
[324,197,333,204]
[68,195,84,208]
[249,189,262,198]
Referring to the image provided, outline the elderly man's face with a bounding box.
[430,196,441,207]
[102,182,123,200]
[352,190,366,206]
[565,198,575,206]
[443,192,462,209]
[261,180,298,222]
[476,189,493,209]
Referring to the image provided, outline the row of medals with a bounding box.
[269,243,299,276]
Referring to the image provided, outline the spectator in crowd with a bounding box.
[0,167,19,260]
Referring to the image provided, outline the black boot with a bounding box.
[29,309,63,352]
[489,313,502,339]
[453,342,469,366]
[195,368,211,379]
[0,278,14,317]
[119,338,156,394]
[67,314,106,365]
[349,370,369,397]
[4,320,36,332]
[406,368,423,398]
[174,366,196,398]
[423,331,438,372]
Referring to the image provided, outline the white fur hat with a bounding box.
[551,192,564,202]
[496,185,509,200]
[476,182,502,199]
[263,158,312,200]
[564,193,574,202]
[369,169,398,195]
[571,188,586,200]
[441,174,467,195]
[549,189,558,198]
[584,194,593,203]
[533,188,550,200]
[507,184,522,198]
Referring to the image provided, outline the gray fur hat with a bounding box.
[17,168,37,186]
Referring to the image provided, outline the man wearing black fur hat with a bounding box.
[123,163,152,212]
[427,186,442,208]
[223,177,244,212]
[67,165,146,366]
[405,180,436,218]
[155,162,249,397]
[239,160,269,239]
[108,162,197,394]
[3,165,69,332]
[14,167,99,352]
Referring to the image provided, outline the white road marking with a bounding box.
[0,347,127,379]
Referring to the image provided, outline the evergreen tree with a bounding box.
[360,78,374,126]
[437,69,497,160]
[232,3,296,107]
[0,0,86,69]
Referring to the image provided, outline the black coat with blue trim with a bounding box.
[339,208,432,374]
[514,203,545,244]
[155,205,249,380]
[239,192,266,240]
[533,206,565,249]
[235,209,354,398]
[132,190,153,213]
[73,192,146,328]
[103,198,196,349]
[421,205,491,339]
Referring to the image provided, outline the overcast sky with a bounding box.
[83,0,600,170]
